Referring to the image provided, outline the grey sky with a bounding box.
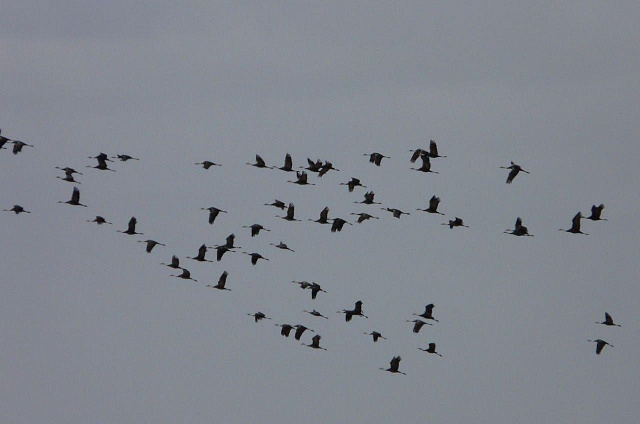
[2,2,640,423]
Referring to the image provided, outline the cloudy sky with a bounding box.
[2,2,639,423]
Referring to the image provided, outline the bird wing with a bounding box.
[284,153,292,169]
[71,187,80,203]
[320,207,329,221]
[506,168,518,184]
[286,203,295,220]
[596,341,605,355]
[410,149,422,163]
[429,140,439,156]
[571,212,582,231]
[515,217,522,229]
[255,154,265,166]
[127,217,137,233]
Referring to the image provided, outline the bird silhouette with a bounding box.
[407,319,432,333]
[364,152,389,166]
[294,325,313,340]
[340,177,366,192]
[206,271,231,291]
[288,170,315,185]
[560,212,587,235]
[55,167,83,176]
[248,312,270,322]
[56,171,80,184]
[278,203,300,221]
[189,244,212,262]
[380,356,405,375]
[331,218,352,232]
[411,154,438,174]
[500,161,529,184]
[301,158,323,173]
[247,154,272,169]
[304,309,329,319]
[338,301,368,322]
[504,217,533,236]
[4,205,30,214]
[195,160,221,169]
[270,242,294,252]
[88,216,112,225]
[596,312,621,327]
[318,161,339,177]
[350,212,379,223]
[356,191,381,205]
[201,207,227,225]
[443,217,468,229]
[417,195,444,215]
[275,324,294,337]
[118,217,142,235]
[265,199,287,210]
[588,339,613,355]
[138,239,165,253]
[277,153,294,172]
[58,187,87,207]
[243,252,269,265]
[161,255,182,269]
[382,208,410,219]
[302,334,326,350]
[243,223,270,237]
[426,140,446,158]
[309,283,326,300]
[171,268,197,282]
[309,206,331,224]
[414,304,439,322]
[585,204,606,221]
[11,140,33,155]
[113,154,139,161]
[364,331,386,342]
[418,342,442,357]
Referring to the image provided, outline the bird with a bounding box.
[364,331,386,342]
[292,280,313,290]
[278,203,300,221]
[407,319,432,333]
[331,218,352,232]
[118,217,142,235]
[56,171,80,184]
[409,148,428,163]
[201,207,227,225]
[87,216,112,225]
[380,356,405,375]
[302,334,326,350]
[288,170,315,185]
[318,161,339,177]
[189,244,212,262]
[270,242,294,252]
[418,342,442,357]
[248,312,270,322]
[195,160,221,169]
[3,205,30,214]
[500,161,530,184]
[216,246,231,262]
[338,301,368,322]
[309,206,331,224]
[417,195,444,215]
[588,339,613,355]
[11,140,33,155]
[350,212,379,223]
[55,167,83,176]
[309,283,326,300]
[247,154,272,169]
[560,212,587,235]
[504,217,533,236]
[171,268,197,282]
[161,255,182,269]
[356,191,380,205]
[138,239,165,253]
[243,252,268,265]
[206,271,231,291]
[411,154,438,174]
[275,324,294,337]
[58,187,87,207]
[113,154,139,161]
[596,312,621,327]
[426,140,446,158]
[585,204,606,221]
[340,177,366,192]
[382,208,410,219]
[294,325,313,340]
[304,310,329,319]
[87,154,116,172]
[443,217,468,229]
[265,199,286,210]
[243,223,270,237]
[277,153,294,172]
[216,233,239,250]
[414,304,439,322]
[301,158,323,173]
[364,152,389,166]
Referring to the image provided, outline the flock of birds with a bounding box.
[2,129,621,378]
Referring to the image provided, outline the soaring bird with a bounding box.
[350,212,379,223]
[407,319,432,333]
[585,204,606,221]
[11,140,33,155]
[113,154,139,161]
[382,208,410,219]
[275,324,294,337]
[216,234,239,250]
[309,283,326,300]
[58,187,87,207]
[318,161,339,177]
[356,191,380,205]
[302,334,326,350]
[560,212,587,235]
[243,223,270,237]
[206,271,231,290]
[201,207,227,225]
[88,153,116,171]
[171,268,197,282]
[504,217,533,237]
[270,242,294,252]
[380,356,405,375]
[596,312,621,327]
[189,244,212,262]
[195,160,221,169]
[340,177,366,192]
[301,158,323,173]
[331,218,352,232]
[292,280,313,290]
[411,154,438,174]
[118,217,142,235]
[364,152,389,166]
[277,153,294,172]
[55,167,83,176]
[338,301,368,322]
[414,304,439,322]
[417,195,444,215]
[248,312,270,322]
[56,171,80,184]
[443,217,468,229]
[278,203,300,221]
[500,161,530,184]
[418,342,443,357]
[364,331,386,342]
[88,216,112,225]
[310,206,331,224]
[409,148,428,163]
[247,154,272,169]
[243,252,269,265]
[161,255,182,269]
[288,170,315,185]
[265,199,286,210]
[138,239,165,253]
[304,309,329,319]
[426,140,446,158]
[3,205,30,214]
[588,339,613,355]
[294,325,313,340]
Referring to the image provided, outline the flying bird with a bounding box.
[418,342,443,357]
[304,310,329,319]
[265,199,286,210]
[588,339,613,355]
[380,356,405,375]
[560,212,587,235]
[288,170,315,185]
[309,283,326,300]
[243,252,269,265]
[500,161,530,184]
[443,217,468,229]
[243,224,270,237]
[113,154,139,161]
[338,301,368,322]
[411,154,438,174]
[201,207,227,225]
[318,161,339,177]
[171,268,197,282]
[294,325,313,340]
[309,206,331,224]
[426,140,446,158]
[504,217,533,236]
[118,217,142,235]
[275,324,294,337]
[277,153,294,172]
[301,158,323,173]
[3,205,30,214]
[87,216,112,225]
[340,177,366,192]
[350,212,379,223]
[138,239,165,253]
[248,312,270,322]
[364,152,389,166]
[414,304,439,322]
[56,171,80,184]
[189,244,212,262]
[356,191,380,205]
[161,255,182,269]
[585,204,606,221]
[302,334,326,350]
[382,208,410,219]
[364,331,386,342]
[11,140,33,155]
[247,154,272,169]
[58,187,87,207]
[270,242,294,252]
[55,167,83,176]
[407,319,432,333]
[417,195,444,215]
[206,271,231,290]
[278,203,300,221]
[331,218,352,232]
[596,312,621,327]
[195,160,221,169]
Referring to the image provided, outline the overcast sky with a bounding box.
[2,2,640,423]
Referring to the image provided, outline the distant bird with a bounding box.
[409,148,428,163]
[414,304,439,322]
[201,207,227,225]
[58,187,87,207]
[243,252,269,265]
[500,161,530,184]
[364,331,386,342]
[216,233,239,250]
[338,301,368,322]
[243,223,270,237]
[195,160,221,169]
[382,208,410,219]
[560,212,587,235]
[504,217,533,236]
[302,334,326,350]
[56,171,80,184]
[331,218,352,232]
[138,239,165,253]
[407,319,432,333]
[350,212,379,223]
[301,158,323,173]
[585,204,606,221]
[11,140,33,155]
[161,255,182,269]
[309,282,326,300]
[55,167,83,176]
[248,312,270,322]
[206,271,231,291]
[270,242,294,252]
[118,217,142,235]
[87,156,116,171]
[278,203,300,222]
[417,195,444,215]
[294,325,313,340]
[265,199,286,210]
[113,154,139,161]
[443,217,468,229]
[278,153,294,172]
[171,268,197,282]
[411,154,438,174]
[275,323,294,337]
[356,191,380,205]
[310,206,331,224]
[288,170,315,185]
[89,153,112,162]
[418,342,442,357]
[247,154,272,169]
[189,244,212,262]
[87,216,112,225]
[304,309,329,319]
[380,356,405,375]
[292,280,313,290]
[596,312,621,327]
[318,161,339,177]
[364,152,389,166]
[588,339,613,355]
[340,177,366,192]
[426,140,446,158]
[3,205,30,214]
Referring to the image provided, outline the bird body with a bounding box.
[444,217,468,229]
[364,152,388,166]
[88,216,112,225]
[365,331,386,342]
[278,153,294,172]
[338,301,368,322]
[417,195,444,214]
[588,339,613,355]
[351,212,379,223]
[304,309,329,319]
[380,356,405,375]
[58,187,87,207]
[171,268,197,282]
[500,161,529,184]
[414,304,439,322]
[303,334,326,350]
[276,324,294,336]
[201,207,227,225]
[294,325,313,340]
[243,223,269,237]
[162,255,182,269]
[189,244,212,262]
[4,205,30,214]
[418,342,442,357]
[138,239,165,253]
[270,242,294,252]
[113,154,139,161]
[244,252,268,265]
[331,218,352,232]
[248,312,270,322]
[265,199,286,210]
[195,160,221,169]
[118,217,142,235]
[596,312,621,327]
[340,177,366,192]
[206,271,230,291]
[407,319,432,333]
[279,203,300,221]
[382,208,410,219]
[586,204,606,221]
[505,217,533,236]
[561,212,587,235]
